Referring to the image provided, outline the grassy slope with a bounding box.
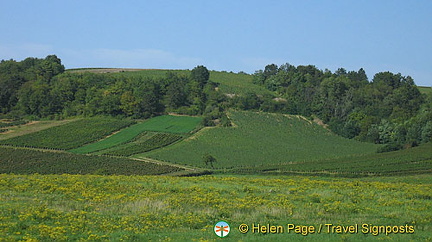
[418,86,432,94]
[139,111,378,168]
[107,69,270,95]
[0,174,430,241]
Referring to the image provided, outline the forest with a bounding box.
[0,55,431,152]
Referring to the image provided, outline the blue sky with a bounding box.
[1,1,431,86]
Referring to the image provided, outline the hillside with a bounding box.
[103,68,271,95]
[139,111,379,169]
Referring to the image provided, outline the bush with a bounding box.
[377,143,403,153]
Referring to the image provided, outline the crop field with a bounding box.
[140,111,378,169]
[0,174,430,241]
[0,120,74,141]
[0,118,134,150]
[235,142,432,177]
[0,146,181,175]
[133,115,202,134]
[99,132,183,156]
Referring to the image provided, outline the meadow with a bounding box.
[0,174,430,241]
[0,118,134,150]
[140,111,379,169]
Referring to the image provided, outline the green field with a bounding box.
[0,174,430,241]
[69,115,201,154]
[98,132,183,156]
[133,115,202,134]
[0,146,181,175]
[418,86,432,94]
[0,118,134,150]
[139,111,379,169]
[0,120,75,141]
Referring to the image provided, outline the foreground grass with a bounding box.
[0,174,430,241]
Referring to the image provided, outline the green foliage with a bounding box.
[253,63,427,146]
[0,147,181,175]
[0,117,134,150]
[0,55,65,114]
[141,111,378,168]
[377,143,404,153]
[190,65,209,88]
[202,153,217,168]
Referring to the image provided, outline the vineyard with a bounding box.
[0,146,181,175]
[141,111,379,168]
[99,132,183,156]
[0,120,28,128]
[234,142,432,177]
[70,115,200,154]
[0,174,430,241]
[0,118,135,150]
[133,115,202,134]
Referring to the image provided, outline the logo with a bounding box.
[214,221,230,238]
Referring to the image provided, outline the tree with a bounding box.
[203,153,217,168]
[191,65,210,88]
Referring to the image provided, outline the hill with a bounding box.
[138,111,379,169]
[103,68,271,95]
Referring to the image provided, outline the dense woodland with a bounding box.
[0,55,431,151]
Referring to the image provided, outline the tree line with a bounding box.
[0,56,231,125]
[252,63,432,151]
[0,56,431,150]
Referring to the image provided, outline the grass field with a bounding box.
[0,118,134,150]
[139,111,379,169]
[0,146,181,175]
[0,174,430,241]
